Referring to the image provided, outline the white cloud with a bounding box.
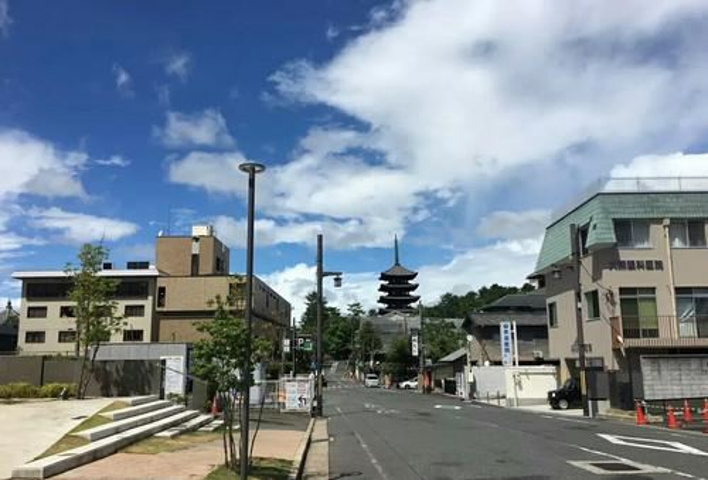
[156,84,171,107]
[168,151,247,195]
[112,64,134,98]
[95,155,130,167]
[476,209,550,240]
[263,237,541,320]
[0,129,87,199]
[266,0,708,227]
[212,215,400,250]
[27,207,139,244]
[154,109,235,149]
[610,152,708,178]
[163,51,192,81]
[325,25,339,41]
[0,0,12,37]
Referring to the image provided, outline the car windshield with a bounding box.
[562,378,577,389]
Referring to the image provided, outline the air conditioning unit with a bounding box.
[532,350,544,359]
[102,262,113,270]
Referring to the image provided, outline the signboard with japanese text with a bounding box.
[500,321,513,367]
[284,379,312,411]
[411,334,419,357]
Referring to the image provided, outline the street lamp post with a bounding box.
[315,233,342,417]
[238,161,265,479]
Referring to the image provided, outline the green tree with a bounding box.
[65,244,122,399]
[324,310,354,360]
[192,292,271,473]
[356,320,382,364]
[424,283,536,318]
[300,291,319,334]
[383,336,414,382]
[423,319,464,363]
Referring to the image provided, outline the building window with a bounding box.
[58,330,76,343]
[585,290,600,320]
[216,257,223,273]
[123,329,144,342]
[27,306,48,318]
[115,281,149,299]
[579,224,590,256]
[669,220,706,248]
[26,282,71,299]
[25,331,46,343]
[548,302,558,328]
[675,287,708,338]
[157,286,166,307]
[614,220,651,248]
[619,288,658,338]
[124,305,145,317]
[191,254,199,276]
[59,306,75,318]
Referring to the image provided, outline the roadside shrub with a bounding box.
[0,382,39,398]
[39,383,76,398]
[0,382,76,399]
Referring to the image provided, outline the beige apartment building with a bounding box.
[13,267,160,355]
[13,225,291,354]
[529,178,708,405]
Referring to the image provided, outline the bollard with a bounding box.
[486,392,490,403]
[497,391,500,406]
[702,399,708,434]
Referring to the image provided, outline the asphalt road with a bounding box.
[325,374,708,480]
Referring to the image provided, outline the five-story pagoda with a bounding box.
[378,236,420,314]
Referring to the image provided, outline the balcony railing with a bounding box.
[611,315,708,349]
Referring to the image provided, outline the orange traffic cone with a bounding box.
[667,405,679,429]
[635,400,647,425]
[683,399,693,424]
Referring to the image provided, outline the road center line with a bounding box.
[336,406,390,480]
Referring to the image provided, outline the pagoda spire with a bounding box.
[394,234,400,265]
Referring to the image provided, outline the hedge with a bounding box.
[0,382,77,399]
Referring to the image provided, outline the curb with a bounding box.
[288,417,316,480]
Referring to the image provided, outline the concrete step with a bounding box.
[126,395,159,407]
[101,400,172,421]
[198,419,224,432]
[154,414,214,438]
[12,410,200,479]
[75,405,185,442]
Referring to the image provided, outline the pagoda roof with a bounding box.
[379,295,421,303]
[379,282,418,291]
[380,264,417,278]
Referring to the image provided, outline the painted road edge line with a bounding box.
[288,417,316,480]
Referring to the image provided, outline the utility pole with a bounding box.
[291,317,297,377]
[418,302,426,394]
[570,223,590,417]
[316,234,324,417]
[314,234,343,417]
[237,161,265,479]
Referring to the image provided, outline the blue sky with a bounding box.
[3,0,708,317]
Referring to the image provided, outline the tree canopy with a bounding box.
[423,319,465,363]
[423,283,535,318]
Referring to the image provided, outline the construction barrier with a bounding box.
[636,397,708,433]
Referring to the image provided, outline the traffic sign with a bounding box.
[411,335,419,357]
[500,321,513,366]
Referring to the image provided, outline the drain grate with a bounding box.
[588,462,641,472]
[568,460,668,475]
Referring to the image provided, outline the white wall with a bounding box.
[504,366,558,406]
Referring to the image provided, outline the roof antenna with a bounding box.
[394,234,400,265]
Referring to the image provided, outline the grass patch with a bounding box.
[205,458,292,480]
[122,431,222,455]
[35,400,129,459]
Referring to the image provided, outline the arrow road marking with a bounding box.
[597,433,708,456]
[434,404,461,410]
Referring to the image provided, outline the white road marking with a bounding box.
[541,415,554,419]
[573,444,702,479]
[553,417,591,425]
[597,433,708,456]
[336,406,389,480]
[434,404,461,410]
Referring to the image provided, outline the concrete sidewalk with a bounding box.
[0,398,115,480]
[302,419,328,480]
[55,413,310,480]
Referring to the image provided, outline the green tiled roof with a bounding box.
[533,192,708,274]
